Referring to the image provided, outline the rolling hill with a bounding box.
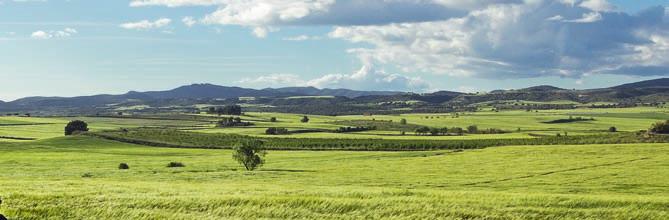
[0,78,667,114]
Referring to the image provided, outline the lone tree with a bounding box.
[301,116,310,123]
[65,120,89,135]
[233,140,267,171]
[608,126,617,132]
[400,118,407,125]
[270,117,277,122]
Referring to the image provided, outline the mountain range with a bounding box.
[0,78,667,114]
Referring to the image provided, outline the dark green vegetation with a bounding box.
[650,120,669,134]
[64,120,88,135]
[89,128,669,151]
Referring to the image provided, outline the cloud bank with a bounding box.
[130,0,669,81]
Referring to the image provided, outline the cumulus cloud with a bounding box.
[239,65,429,92]
[120,18,171,30]
[182,16,197,27]
[330,1,669,78]
[283,35,321,41]
[30,28,77,39]
[128,0,669,78]
[130,0,520,36]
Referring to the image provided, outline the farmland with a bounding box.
[0,107,668,219]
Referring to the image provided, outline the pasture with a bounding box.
[0,137,667,219]
[0,107,667,219]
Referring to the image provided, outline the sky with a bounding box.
[0,0,668,101]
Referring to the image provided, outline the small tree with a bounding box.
[270,117,277,122]
[400,118,407,125]
[233,140,266,171]
[65,120,89,135]
[467,125,478,134]
[608,126,617,132]
[301,116,310,123]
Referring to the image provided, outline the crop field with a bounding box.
[0,107,667,219]
[0,137,668,219]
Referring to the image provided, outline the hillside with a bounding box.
[0,78,667,114]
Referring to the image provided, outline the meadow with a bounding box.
[0,107,667,219]
[0,137,667,219]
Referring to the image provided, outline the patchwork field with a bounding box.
[0,107,667,219]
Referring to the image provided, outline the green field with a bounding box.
[0,137,667,219]
[0,107,668,219]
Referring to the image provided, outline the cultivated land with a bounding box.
[0,107,668,219]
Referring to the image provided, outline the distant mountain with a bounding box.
[1,78,667,114]
[611,78,669,89]
[264,87,401,98]
[141,84,283,99]
[517,85,567,92]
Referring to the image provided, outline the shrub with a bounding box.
[118,163,130,170]
[301,116,310,123]
[81,173,93,178]
[400,118,407,125]
[649,120,669,134]
[270,117,277,122]
[167,162,185,168]
[65,120,89,135]
[467,125,478,134]
[233,140,266,171]
[609,127,617,132]
[266,127,289,135]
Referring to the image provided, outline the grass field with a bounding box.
[0,107,667,219]
[0,136,667,219]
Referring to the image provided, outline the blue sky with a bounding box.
[0,0,667,101]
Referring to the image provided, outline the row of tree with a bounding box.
[207,105,242,116]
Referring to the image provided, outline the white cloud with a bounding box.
[579,0,615,12]
[238,73,306,87]
[30,28,77,39]
[182,16,197,27]
[282,35,321,41]
[330,2,669,78]
[565,12,602,23]
[120,18,171,30]
[240,65,430,92]
[130,0,223,7]
[130,0,518,37]
[252,27,268,38]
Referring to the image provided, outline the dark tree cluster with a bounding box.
[217,117,252,127]
[65,120,89,135]
[335,126,377,133]
[265,127,289,135]
[207,105,242,115]
[650,120,669,134]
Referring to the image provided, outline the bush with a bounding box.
[650,120,669,134]
[81,173,93,178]
[400,118,407,125]
[233,140,266,171]
[167,162,185,168]
[65,120,89,135]
[266,127,289,135]
[270,117,277,122]
[301,116,310,123]
[609,127,617,132]
[467,125,478,134]
[118,163,130,170]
